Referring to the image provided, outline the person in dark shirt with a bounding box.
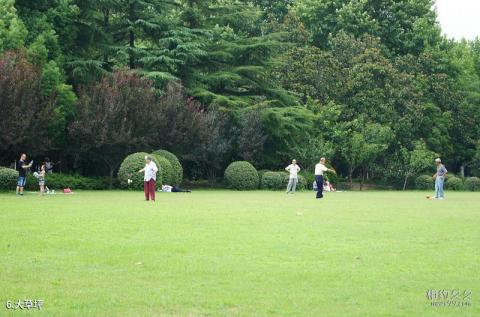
[16,153,33,195]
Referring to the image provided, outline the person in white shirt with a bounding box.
[285,159,301,194]
[139,156,158,201]
[314,157,335,199]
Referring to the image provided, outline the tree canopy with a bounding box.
[0,0,479,185]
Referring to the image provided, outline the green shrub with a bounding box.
[324,170,338,185]
[152,150,183,185]
[301,172,315,190]
[415,175,434,190]
[281,172,307,190]
[465,177,480,191]
[257,169,269,187]
[445,176,463,190]
[224,161,259,190]
[0,167,18,191]
[118,152,162,190]
[25,173,109,190]
[151,154,174,185]
[261,171,284,189]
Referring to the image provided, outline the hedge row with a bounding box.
[25,173,109,190]
[224,162,310,191]
[415,175,480,191]
[0,167,109,191]
[261,171,307,190]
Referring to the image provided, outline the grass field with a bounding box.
[0,190,479,317]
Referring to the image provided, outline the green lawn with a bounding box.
[0,190,479,317]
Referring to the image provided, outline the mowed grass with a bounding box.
[0,190,479,317]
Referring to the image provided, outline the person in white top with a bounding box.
[161,184,191,193]
[314,157,335,199]
[139,156,158,201]
[285,159,301,193]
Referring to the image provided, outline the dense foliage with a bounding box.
[153,150,183,185]
[465,177,480,191]
[415,175,434,190]
[261,171,284,190]
[0,167,18,191]
[445,176,464,191]
[151,154,175,185]
[117,152,161,190]
[25,173,109,191]
[224,161,259,190]
[0,0,479,187]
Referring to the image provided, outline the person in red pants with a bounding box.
[139,155,158,201]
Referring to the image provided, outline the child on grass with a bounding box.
[38,164,46,195]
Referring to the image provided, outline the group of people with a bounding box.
[284,157,448,200]
[13,153,448,200]
[15,154,53,196]
[285,157,336,199]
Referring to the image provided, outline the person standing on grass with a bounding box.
[285,159,301,194]
[314,157,335,199]
[16,153,33,196]
[433,158,447,199]
[37,163,47,195]
[139,156,158,202]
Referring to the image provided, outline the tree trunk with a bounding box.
[360,167,366,191]
[348,166,353,187]
[403,175,408,190]
[207,168,216,184]
[109,166,114,189]
[128,2,135,69]
[460,164,465,178]
[103,9,110,66]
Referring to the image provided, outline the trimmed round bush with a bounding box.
[281,172,307,190]
[0,167,18,191]
[465,177,480,191]
[261,171,284,189]
[118,152,162,190]
[415,175,434,190]
[151,154,174,185]
[224,161,259,190]
[153,149,183,185]
[445,176,463,191]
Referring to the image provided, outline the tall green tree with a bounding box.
[0,0,27,51]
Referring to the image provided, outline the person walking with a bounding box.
[314,157,335,199]
[139,156,158,201]
[285,159,301,194]
[433,158,447,199]
[16,153,33,196]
